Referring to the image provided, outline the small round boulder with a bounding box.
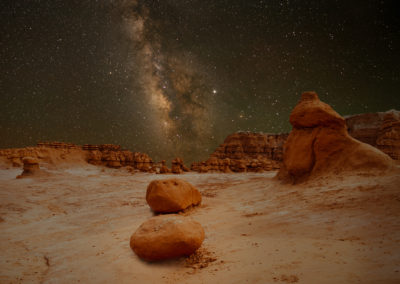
[146,178,202,213]
[130,214,205,261]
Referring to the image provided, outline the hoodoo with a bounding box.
[277,92,393,183]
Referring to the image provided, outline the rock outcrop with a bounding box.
[146,178,202,213]
[0,145,86,168]
[37,141,79,149]
[0,142,154,172]
[20,157,40,176]
[191,132,288,173]
[277,92,394,183]
[171,157,190,174]
[130,214,205,261]
[158,160,171,174]
[346,110,400,160]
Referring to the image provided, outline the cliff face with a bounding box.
[191,132,288,173]
[346,110,400,160]
[210,132,287,161]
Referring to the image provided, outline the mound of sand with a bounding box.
[278,92,394,183]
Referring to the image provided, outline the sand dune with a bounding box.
[0,165,399,283]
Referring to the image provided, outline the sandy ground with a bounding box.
[1,165,400,284]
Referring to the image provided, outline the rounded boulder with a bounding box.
[130,214,205,261]
[146,178,202,213]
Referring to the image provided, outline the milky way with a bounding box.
[1,0,399,163]
[119,0,217,160]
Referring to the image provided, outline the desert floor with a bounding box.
[1,165,400,284]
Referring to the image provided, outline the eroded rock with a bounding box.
[130,214,205,261]
[191,132,287,172]
[278,92,394,183]
[146,178,202,213]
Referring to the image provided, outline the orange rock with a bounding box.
[146,178,202,213]
[11,157,22,167]
[86,150,103,165]
[346,110,400,160]
[289,91,344,128]
[134,153,153,172]
[130,214,204,261]
[125,166,135,173]
[159,160,171,174]
[199,162,209,173]
[20,157,40,176]
[278,92,394,183]
[38,141,79,149]
[190,162,201,172]
[171,157,189,174]
[191,131,288,172]
[377,111,400,160]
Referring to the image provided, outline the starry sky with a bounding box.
[1,0,399,163]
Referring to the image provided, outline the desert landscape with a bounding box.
[2,1,400,283]
[1,93,399,283]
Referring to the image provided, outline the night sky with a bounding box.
[1,0,399,163]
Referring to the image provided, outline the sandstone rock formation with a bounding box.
[159,160,171,174]
[277,92,394,183]
[377,111,400,160]
[191,132,288,172]
[130,214,205,261]
[171,157,190,174]
[146,179,202,213]
[50,142,154,171]
[346,110,400,160]
[21,157,40,175]
[0,142,155,172]
[0,145,86,168]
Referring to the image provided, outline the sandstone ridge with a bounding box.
[191,132,288,173]
[0,142,154,172]
[346,109,400,160]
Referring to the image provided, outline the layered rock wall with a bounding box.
[346,110,400,160]
[191,132,288,173]
[0,142,154,172]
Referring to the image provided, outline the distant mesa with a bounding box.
[191,132,288,173]
[83,144,154,172]
[82,144,121,151]
[146,178,202,213]
[37,141,79,149]
[277,91,394,183]
[346,109,400,160]
[0,142,155,173]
